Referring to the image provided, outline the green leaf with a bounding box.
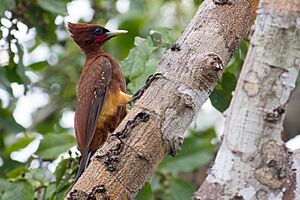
[6,167,29,179]
[2,180,34,200]
[150,27,178,48]
[0,156,24,177]
[0,179,10,197]
[210,71,237,112]
[3,43,29,86]
[36,133,76,160]
[239,40,249,60]
[127,51,159,92]
[114,17,146,59]
[121,28,178,93]
[0,68,12,94]
[29,61,49,71]
[210,85,229,112]
[159,129,215,173]
[37,0,67,15]
[135,183,152,200]
[189,127,216,139]
[16,44,30,86]
[0,179,9,199]
[26,167,54,184]
[226,41,248,78]
[5,63,23,84]
[0,135,4,153]
[194,0,204,5]
[55,158,68,185]
[33,107,61,134]
[54,182,72,200]
[45,183,56,200]
[27,5,57,43]
[221,72,236,92]
[169,178,196,200]
[159,138,214,173]
[121,37,154,81]
[0,106,24,133]
[4,136,35,155]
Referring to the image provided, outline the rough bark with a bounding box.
[292,149,300,199]
[66,0,259,199]
[194,0,300,199]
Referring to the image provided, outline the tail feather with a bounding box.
[71,150,94,188]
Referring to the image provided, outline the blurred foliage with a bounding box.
[122,27,178,92]
[0,0,247,199]
[158,128,215,173]
[210,41,248,112]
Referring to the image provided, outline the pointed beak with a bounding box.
[105,30,128,38]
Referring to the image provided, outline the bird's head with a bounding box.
[67,22,127,52]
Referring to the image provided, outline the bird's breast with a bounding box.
[97,89,131,125]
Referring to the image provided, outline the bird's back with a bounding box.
[75,54,128,153]
[90,54,128,151]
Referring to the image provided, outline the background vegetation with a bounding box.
[0,0,266,199]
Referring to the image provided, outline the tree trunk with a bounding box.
[194,0,300,199]
[66,0,259,199]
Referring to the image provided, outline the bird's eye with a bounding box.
[94,28,103,35]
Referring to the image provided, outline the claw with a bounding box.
[129,73,164,104]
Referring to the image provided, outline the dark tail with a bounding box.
[70,150,94,188]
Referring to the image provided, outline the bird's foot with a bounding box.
[129,73,164,104]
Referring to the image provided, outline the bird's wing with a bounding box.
[75,56,112,152]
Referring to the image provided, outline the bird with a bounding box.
[67,22,131,183]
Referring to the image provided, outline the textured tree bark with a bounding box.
[292,149,300,199]
[66,0,259,199]
[194,0,300,199]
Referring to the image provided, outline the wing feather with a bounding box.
[75,57,112,152]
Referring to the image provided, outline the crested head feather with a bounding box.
[66,22,102,52]
[66,22,127,55]
[67,22,96,40]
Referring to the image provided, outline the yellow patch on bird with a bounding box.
[97,90,131,124]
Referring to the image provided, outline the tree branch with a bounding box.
[194,0,300,199]
[66,0,259,199]
[291,149,300,199]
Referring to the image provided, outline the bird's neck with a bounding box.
[83,46,103,60]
